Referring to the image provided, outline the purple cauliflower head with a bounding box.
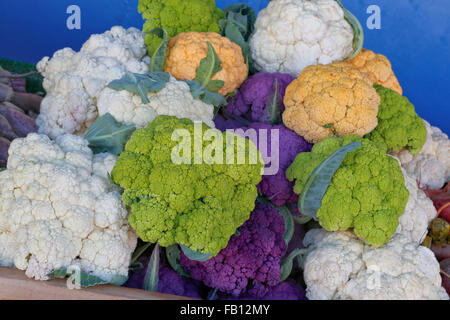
[213,120,312,206]
[223,280,306,300]
[223,72,295,123]
[124,260,203,299]
[180,203,287,297]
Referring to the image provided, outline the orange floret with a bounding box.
[346,49,403,95]
[164,32,248,95]
[282,62,380,143]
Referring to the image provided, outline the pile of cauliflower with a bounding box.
[0,134,137,282]
[0,0,448,301]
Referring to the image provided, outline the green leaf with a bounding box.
[0,168,5,172]
[194,42,223,88]
[130,242,152,265]
[48,268,128,287]
[183,42,227,108]
[184,80,227,108]
[145,28,168,73]
[263,79,282,124]
[280,248,311,282]
[256,197,294,245]
[292,215,313,225]
[336,0,364,59]
[143,244,160,292]
[222,4,256,41]
[219,3,256,74]
[206,80,225,92]
[107,72,171,104]
[276,206,295,245]
[299,141,362,219]
[180,244,212,262]
[207,288,219,301]
[166,245,191,278]
[85,113,136,155]
[221,21,249,59]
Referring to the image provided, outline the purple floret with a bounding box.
[223,72,295,123]
[180,203,287,297]
[124,261,202,299]
[221,280,306,300]
[213,121,312,206]
[213,114,243,132]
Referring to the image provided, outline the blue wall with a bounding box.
[0,0,448,134]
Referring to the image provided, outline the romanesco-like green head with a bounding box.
[138,0,225,55]
[365,84,427,155]
[286,135,409,247]
[111,115,264,257]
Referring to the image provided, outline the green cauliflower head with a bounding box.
[138,0,224,55]
[365,84,427,155]
[286,135,409,247]
[111,115,263,256]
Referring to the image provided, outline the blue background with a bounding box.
[0,0,448,134]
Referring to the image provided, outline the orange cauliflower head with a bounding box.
[346,49,403,95]
[164,32,248,95]
[282,62,380,144]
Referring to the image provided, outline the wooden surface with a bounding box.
[0,267,193,300]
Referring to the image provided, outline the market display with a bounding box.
[0,0,448,300]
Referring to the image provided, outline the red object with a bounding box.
[425,184,450,223]
[440,259,450,295]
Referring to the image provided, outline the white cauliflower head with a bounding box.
[303,229,449,300]
[97,77,215,128]
[249,0,354,76]
[392,120,450,190]
[0,133,137,282]
[36,26,149,138]
[396,169,437,244]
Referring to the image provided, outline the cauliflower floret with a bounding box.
[97,77,215,128]
[396,168,438,243]
[346,49,403,95]
[78,227,137,282]
[282,63,380,144]
[250,0,354,76]
[164,31,248,95]
[0,133,137,282]
[392,120,450,189]
[302,230,364,300]
[303,229,449,300]
[36,26,149,138]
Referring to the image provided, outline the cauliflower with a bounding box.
[138,0,224,55]
[282,63,380,144]
[396,166,438,243]
[286,135,409,247]
[249,0,354,76]
[346,49,403,95]
[219,280,306,300]
[97,77,215,128]
[111,115,264,256]
[303,229,449,300]
[0,133,137,282]
[365,84,427,155]
[125,260,203,299]
[180,203,287,296]
[213,120,312,206]
[36,26,149,139]
[393,120,450,190]
[164,32,248,95]
[222,72,295,123]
